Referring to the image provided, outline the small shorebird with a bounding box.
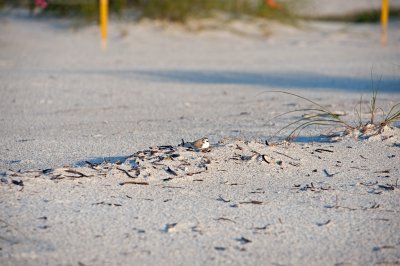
[192,137,210,149]
[182,137,210,150]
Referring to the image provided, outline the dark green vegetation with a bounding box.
[135,0,296,23]
[306,8,400,23]
[0,0,297,23]
[2,1,399,23]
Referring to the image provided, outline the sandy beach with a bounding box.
[1,4,400,266]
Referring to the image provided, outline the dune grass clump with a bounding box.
[268,90,400,142]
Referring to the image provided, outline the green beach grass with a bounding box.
[267,90,400,142]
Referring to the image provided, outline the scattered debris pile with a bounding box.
[0,139,294,185]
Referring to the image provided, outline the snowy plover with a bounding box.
[182,137,210,150]
[192,137,210,149]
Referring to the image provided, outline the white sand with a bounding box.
[1,9,400,266]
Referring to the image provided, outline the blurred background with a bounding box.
[1,0,399,23]
[1,0,297,22]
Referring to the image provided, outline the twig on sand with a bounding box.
[64,169,90,178]
[273,151,300,161]
[214,217,236,223]
[217,195,230,203]
[116,167,137,178]
[119,181,149,186]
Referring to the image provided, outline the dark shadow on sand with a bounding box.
[60,69,400,92]
[267,134,336,144]
[13,68,400,92]
[74,155,137,168]
[133,69,400,92]
[286,135,335,143]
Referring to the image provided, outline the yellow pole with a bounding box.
[100,0,108,49]
[381,0,389,46]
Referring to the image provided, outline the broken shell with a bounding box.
[262,155,274,164]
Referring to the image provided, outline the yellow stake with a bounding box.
[100,0,108,49]
[381,0,389,46]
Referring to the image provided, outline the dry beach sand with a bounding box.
[1,5,400,266]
